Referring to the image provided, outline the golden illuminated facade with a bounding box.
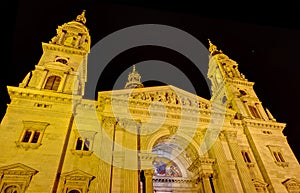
[1,12,300,193]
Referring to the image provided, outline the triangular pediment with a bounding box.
[98,85,235,116]
[282,178,300,185]
[62,169,94,180]
[252,178,268,187]
[0,163,38,175]
[98,85,210,107]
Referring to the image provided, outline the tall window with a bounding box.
[75,137,90,151]
[273,151,285,162]
[242,150,252,163]
[267,145,288,167]
[4,185,20,193]
[248,105,261,118]
[44,76,61,91]
[72,131,97,157]
[21,130,40,143]
[16,121,49,150]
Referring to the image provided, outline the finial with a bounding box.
[76,10,86,24]
[133,65,136,72]
[208,39,218,54]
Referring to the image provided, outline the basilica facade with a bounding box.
[0,11,300,193]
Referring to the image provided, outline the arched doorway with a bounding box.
[151,136,199,193]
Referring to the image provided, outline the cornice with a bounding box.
[42,43,88,56]
[242,118,286,131]
[225,78,255,87]
[7,86,82,104]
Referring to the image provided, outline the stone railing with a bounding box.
[153,176,195,188]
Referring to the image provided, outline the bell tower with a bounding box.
[207,39,268,120]
[0,11,92,193]
[19,10,90,96]
[207,40,300,193]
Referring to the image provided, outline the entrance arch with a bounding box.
[150,135,200,193]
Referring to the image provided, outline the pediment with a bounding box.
[0,163,38,175]
[98,85,235,115]
[282,178,300,185]
[252,178,268,187]
[61,169,94,180]
[98,85,210,107]
[43,61,73,72]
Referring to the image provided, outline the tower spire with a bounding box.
[208,39,222,56]
[124,65,144,89]
[76,10,87,24]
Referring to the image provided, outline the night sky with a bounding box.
[2,1,300,161]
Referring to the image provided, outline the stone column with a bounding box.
[144,169,154,193]
[37,70,48,89]
[188,158,215,193]
[242,101,253,118]
[74,35,82,48]
[201,173,213,193]
[233,98,248,117]
[111,121,125,193]
[255,102,268,121]
[58,31,66,44]
[139,152,156,193]
[57,73,67,92]
[209,139,237,192]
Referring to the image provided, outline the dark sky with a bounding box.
[2,1,300,161]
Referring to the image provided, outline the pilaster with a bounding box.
[224,130,257,193]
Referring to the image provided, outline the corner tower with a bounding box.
[207,40,300,193]
[19,10,90,96]
[0,11,91,193]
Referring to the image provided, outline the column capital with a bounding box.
[223,130,238,142]
[143,169,154,176]
[188,157,215,173]
[139,152,157,170]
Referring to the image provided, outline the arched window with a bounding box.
[248,105,261,118]
[239,90,247,96]
[44,76,61,91]
[4,185,20,193]
[68,190,80,193]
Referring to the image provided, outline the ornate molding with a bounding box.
[7,86,81,104]
[242,118,286,131]
[223,130,238,142]
[188,157,215,172]
[0,163,38,192]
[225,78,254,87]
[282,178,300,192]
[71,150,93,158]
[42,43,88,56]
